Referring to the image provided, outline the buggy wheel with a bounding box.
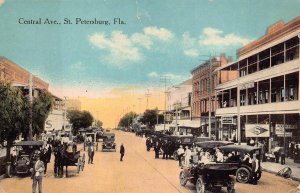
[173,151,178,161]
[195,176,205,193]
[77,158,81,174]
[6,163,12,178]
[82,153,85,171]
[257,172,262,180]
[179,171,188,186]
[236,167,251,183]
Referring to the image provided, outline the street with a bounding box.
[0,131,299,193]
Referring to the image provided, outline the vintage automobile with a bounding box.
[136,129,154,137]
[8,141,44,177]
[219,145,262,183]
[102,133,116,152]
[180,162,238,193]
[162,135,195,160]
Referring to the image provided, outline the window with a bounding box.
[280,87,285,102]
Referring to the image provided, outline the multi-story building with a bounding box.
[191,54,232,137]
[167,79,197,135]
[215,17,300,153]
[0,57,49,91]
[0,57,68,132]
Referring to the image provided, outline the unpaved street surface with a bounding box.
[0,131,299,193]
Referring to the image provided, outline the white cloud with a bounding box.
[89,31,143,67]
[0,0,4,7]
[200,27,252,46]
[131,33,153,49]
[148,71,187,83]
[144,27,174,41]
[183,49,199,57]
[147,71,159,78]
[89,26,174,67]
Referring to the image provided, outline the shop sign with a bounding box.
[245,124,270,137]
[276,132,293,137]
[275,124,298,131]
[221,116,233,124]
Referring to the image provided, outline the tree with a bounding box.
[118,112,138,127]
[140,109,164,128]
[67,110,94,134]
[0,82,26,165]
[95,120,103,127]
[32,91,53,137]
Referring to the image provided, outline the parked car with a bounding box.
[102,133,116,152]
[136,129,154,137]
[180,162,238,193]
[9,141,44,177]
[219,145,262,183]
[162,135,195,160]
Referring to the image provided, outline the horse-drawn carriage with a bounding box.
[53,142,85,177]
[180,162,238,193]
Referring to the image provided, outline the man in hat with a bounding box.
[177,145,185,167]
[120,143,125,161]
[32,155,45,193]
[88,142,95,164]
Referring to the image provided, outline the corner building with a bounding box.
[215,17,300,154]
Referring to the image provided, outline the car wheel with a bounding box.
[6,163,12,178]
[179,171,188,186]
[236,167,251,183]
[195,176,205,193]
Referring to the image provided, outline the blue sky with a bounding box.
[0,0,299,97]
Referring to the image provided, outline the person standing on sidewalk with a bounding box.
[251,154,260,185]
[177,145,184,167]
[280,147,286,165]
[120,143,125,161]
[154,142,160,159]
[32,155,45,193]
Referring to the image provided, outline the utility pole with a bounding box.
[63,96,67,130]
[28,74,33,141]
[137,98,142,114]
[145,89,151,110]
[160,75,170,130]
[208,57,212,139]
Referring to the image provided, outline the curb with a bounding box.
[262,168,300,182]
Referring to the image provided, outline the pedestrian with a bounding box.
[120,143,125,161]
[177,145,184,167]
[184,146,192,167]
[289,141,295,158]
[280,147,286,165]
[88,142,94,164]
[251,154,260,185]
[154,142,160,159]
[31,155,45,193]
[273,145,280,163]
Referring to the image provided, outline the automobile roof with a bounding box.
[195,141,234,147]
[219,145,261,153]
[14,141,44,146]
[103,132,115,136]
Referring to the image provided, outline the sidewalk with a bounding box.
[261,158,300,182]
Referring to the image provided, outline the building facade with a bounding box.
[167,79,197,135]
[215,17,300,154]
[191,54,232,137]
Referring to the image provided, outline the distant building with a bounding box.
[191,54,232,137]
[66,99,81,111]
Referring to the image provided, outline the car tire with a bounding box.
[6,163,12,178]
[236,167,251,183]
[196,176,205,193]
[179,171,188,186]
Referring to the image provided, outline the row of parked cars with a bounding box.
[134,129,262,193]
